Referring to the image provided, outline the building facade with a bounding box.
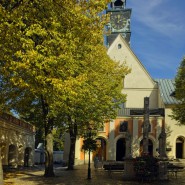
[0,113,35,168]
[64,0,185,164]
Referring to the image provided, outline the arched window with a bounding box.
[118,43,122,49]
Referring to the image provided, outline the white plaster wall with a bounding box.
[165,108,185,159]
[107,35,158,109]
[123,89,158,108]
[107,35,155,89]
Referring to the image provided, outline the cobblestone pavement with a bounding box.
[3,163,185,185]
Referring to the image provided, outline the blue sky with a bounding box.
[126,0,185,79]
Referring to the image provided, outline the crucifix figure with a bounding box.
[130,97,164,155]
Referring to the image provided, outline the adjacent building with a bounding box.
[0,113,35,168]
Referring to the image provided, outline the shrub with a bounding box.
[134,155,159,181]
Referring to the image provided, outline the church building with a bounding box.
[64,0,185,164]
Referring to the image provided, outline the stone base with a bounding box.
[158,161,168,180]
[123,158,136,180]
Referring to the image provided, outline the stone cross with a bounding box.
[130,97,164,155]
[142,97,150,155]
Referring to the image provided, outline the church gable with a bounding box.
[107,34,155,89]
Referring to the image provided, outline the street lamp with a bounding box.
[87,127,92,180]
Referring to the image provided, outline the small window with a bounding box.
[118,44,122,49]
[120,121,128,132]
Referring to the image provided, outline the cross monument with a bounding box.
[130,97,164,155]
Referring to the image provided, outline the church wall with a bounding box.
[72,114,164,164]
[107,36,155,89]
[105,122,110,138]
[165,108,185,159]
[107,35,159,109]
[123,89,158,108]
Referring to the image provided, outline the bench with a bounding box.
[167,163,184,179]
[103,161,124,176]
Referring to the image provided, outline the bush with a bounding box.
[134,155,159,181]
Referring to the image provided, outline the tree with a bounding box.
[171,57,185,125]
[0,0,89,176]
[64,48,130,169]
[0,0,130,175]
[0,0,129,175]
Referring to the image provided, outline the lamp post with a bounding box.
[87,128,92,180]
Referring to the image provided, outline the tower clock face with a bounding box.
[110,13,127,30]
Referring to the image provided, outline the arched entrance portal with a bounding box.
[24,147,32,167]
[93,138,106,161]
[140,139,153,156]
[176,137,185,159]
[116,138,126,161]
[8,144,17,168]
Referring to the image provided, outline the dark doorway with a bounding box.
[24,147,32,167]
[176,137,184,159]
[116,138,126,161]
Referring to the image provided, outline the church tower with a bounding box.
[106,0,131,46]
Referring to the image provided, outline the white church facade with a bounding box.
[64,0,185,164]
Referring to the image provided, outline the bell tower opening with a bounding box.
[114,0,124,7]
[111,0,126,9]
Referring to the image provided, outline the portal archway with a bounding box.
[116,138,126,161]
[8,144,17,168]
[24,147,32,167]
[176,137,185,159]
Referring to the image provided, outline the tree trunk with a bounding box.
[41,95,55,177]
[0,148,4,185]
[67,122,77,170]
[68,137,76,170]
[44,132,55,177]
